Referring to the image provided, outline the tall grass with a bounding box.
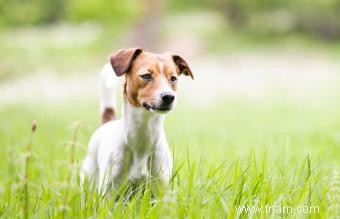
[60,122,82,218]
[0,98,339,218]
[23,121,37,219]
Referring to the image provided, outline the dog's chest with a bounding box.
[127,131,157,154]
[124,132,159,181]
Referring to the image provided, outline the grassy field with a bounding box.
[0,94,339,218]
[1,18,340,218]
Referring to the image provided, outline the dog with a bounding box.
[80,48,193,194]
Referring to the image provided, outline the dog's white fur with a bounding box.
[99,63,118,116]
[80,64,173,194]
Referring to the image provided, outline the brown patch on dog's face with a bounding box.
[109,48,193,112]
[124,52,179,111]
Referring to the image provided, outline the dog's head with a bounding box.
[109,47,193,113]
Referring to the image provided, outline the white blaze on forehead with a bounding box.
[155,59,175,99]
[158,61,164,75]
[158,75,175,96]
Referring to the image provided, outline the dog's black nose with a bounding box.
[161,93,175,105]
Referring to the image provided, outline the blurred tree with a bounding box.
[42,0,65,23]
[0,0,65,26]
[1,0,340,41]
[0,0,139,27]
[127,0,163,50]
[169,0,340,41]
[65,0,140,24]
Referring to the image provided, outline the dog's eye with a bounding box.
[170,76,177,82]
[140,73,152,81]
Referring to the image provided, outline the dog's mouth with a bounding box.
[143,103,172,113]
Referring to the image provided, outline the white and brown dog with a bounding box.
[80,48,193,194]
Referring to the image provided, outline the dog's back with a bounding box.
[80,63,120,187]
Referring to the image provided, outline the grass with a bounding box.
[1,17,340,218]
[0,95,339,218]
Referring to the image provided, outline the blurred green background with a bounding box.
[2,0,340,40]
[1,0,340,79]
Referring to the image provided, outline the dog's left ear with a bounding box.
[172,55,194,79]
[109,47,143,77]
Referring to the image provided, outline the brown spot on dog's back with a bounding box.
[102,107,116,124]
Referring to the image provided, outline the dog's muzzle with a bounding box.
[143,103,173,112]
[143,92,175,112]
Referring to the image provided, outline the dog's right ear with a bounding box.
[109,47,143,77]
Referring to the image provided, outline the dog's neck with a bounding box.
[123,95,165,153]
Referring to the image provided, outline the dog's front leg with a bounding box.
[97,157,117,196]
[98,168,110,195]
[98,161,126,196]
[152,143,173,184]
